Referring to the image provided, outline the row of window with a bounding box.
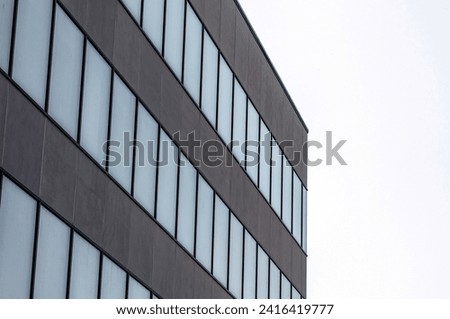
[119,0,308,250]
[0,1,304,299]
[0,174,159,299]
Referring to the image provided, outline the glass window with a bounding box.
[282,157,292,232]
[269,260,281,299]
[259,120,270,200]
[12,0,53,106]
[183,4,202,105]
[271,139,282,217]
[243,231,256,299]
[232,79,246,165]
[177,153,197,254]
[292,174,302,244]
[256,246,269,299]
[0,177,37,298]
[217,56,233,145]
[195,176,213,272]
[302,185,307,251]
[128,276,151,299]
[100,256,127,299]
[200,30,218,127]
[163,0,184,80]
[212,195,228,287]
[109,74,136,192]
[281,274,291,299]
[229,214,243,298]
[0,0,14,72]
[69,233,100,299]
[122,0,141,23]
[80,42,111,166]
[142,0,165,53]
[246,100,259,184]
[133,103,159,215]
[34,207,70,299]
[48,6,84,139]
[156,129,178,236]
[152,294,159,299]
[292,287,301,299]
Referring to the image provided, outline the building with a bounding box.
[0,0,308,299]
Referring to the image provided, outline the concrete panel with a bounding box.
[0,74,9,166]
[59,0,88,27]
[188,0,205,18]
[192,265,213,299]
[73,152,107,245]
[3,84,45,195]
[113,4,142,92]
[219,0,236,67]
[101,181,132,268]
[40,120,78,223]
[212,281,232,299]
[203,0,221,44]
[233,14,249,89]
[86,0,117,61]
[151,226,177,297]
[160,67,183,137]
[247,37,262,107]
[127,210,155,285]
[172,246,195,299]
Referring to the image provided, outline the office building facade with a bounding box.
[0,0,308,299]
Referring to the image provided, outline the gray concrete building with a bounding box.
[0,0,308,299]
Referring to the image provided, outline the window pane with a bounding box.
[302,185,307,251]
[48,6,84,139]
[109,74,136,192]
[269,260,280,299]
[292,287,301,299]
[183,4,202,105]
[229,214,243,298]
[0,177,36,298]
[0,0,14,72]
[195,176,213,272]
[128,276,151,299]
[282,157,292,232]
[232,79,246,165]
[243,231,256,299]
[246,101,259,184]
[80,42,111,166]
[201,31,218,127]
[256,246,269,299]
[217,56,233,145]
[142,0,164,53]
[69,233,100,299]
[212,195,228,286]
[133,103,158,215]
[259,120,270,200]
[100,256,126,299]
[122,0,141,23]
[12,0,53,106]
[281,274,290,299]
[292,174,302,244]
[271,139,282,217]
[177,153,197,254]
[163,0,184,79]
[34,207,70,299]
[156,129,178,235]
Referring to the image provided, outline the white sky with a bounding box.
[239,0,450,298]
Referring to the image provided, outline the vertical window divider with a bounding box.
[210,193,216,275]
[65,228,74,299]
[244,98,248,170]
[225,209,231,290]
[300,184,304,248]
[44,0,57,113]
[240,226,245,298]
[97,252,104,299]
[279,269,282,299]
[269,136,272,204]
[7,0,19,76]
[230,77,235,152]
[193,171,199,258]
[76,37,87,144]
[139,0,145,26]
[214,53,220,130]
[174,148,181,239]
[161,0,167,57]
[105,70,115,172]
[29,203,41,299]
[125,274,130,299]
[280,154,284,221]
[130,99,139,197]
[267,257,270,299]
[256,115,261,187]
[180,0,187,84]
[290,169,294,233]
[254,243,258,298]
[153,126,162,219]
[198,28,204,109]
[0,173,3,208]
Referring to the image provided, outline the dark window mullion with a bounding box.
[210,194,216,275]
[225,208,231,290]
[139,0,145,26]
[105,70,115,172]
[65,228,74,299]
[130,99,139,197]
[44,0,57,113]
[76,37,87,144]
[97,252,104,299]
[240,226,245,299]
[7,0,19,76]
[180,0,187,84]
[198,28,204,109]
[29,204,41,299]
[174,149,181,239]
[193,171,199,258]
[153,126,162,219]
[214,52,220,130]
[161,0,167,57]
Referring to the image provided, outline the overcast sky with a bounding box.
[239,0,450,298]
